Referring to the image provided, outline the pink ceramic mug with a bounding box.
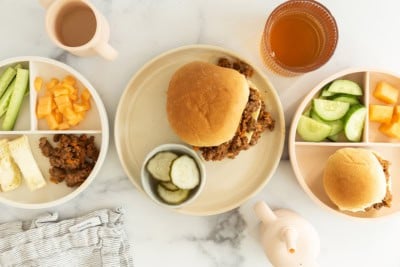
[39,0,118,60]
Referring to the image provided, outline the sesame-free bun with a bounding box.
[323,148,387,212]
[167,61,249,147]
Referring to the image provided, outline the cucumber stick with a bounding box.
[0,67,17,98]
[0,79,15,118]
[2,68,29,130]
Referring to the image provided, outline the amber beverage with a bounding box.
[260,0,338,76]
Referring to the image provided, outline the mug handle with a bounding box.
[94,42,118,61]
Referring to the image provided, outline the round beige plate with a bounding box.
[115,45,285,215]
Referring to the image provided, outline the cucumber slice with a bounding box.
[170,155,200,189]
[146,152,178,181]
[311,110,344,136]
[328,80,363,96]
[161,182,179,191]
[313,99,350,121]
[329,94,360,105]
[297,115,332,141]
[320,83,335,97]
[344,105,367,142]
[157,184,189,204]
[328,132,348,142]
[2,68,29,130]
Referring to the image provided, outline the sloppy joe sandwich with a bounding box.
[323,148,392,212]
[166,59,275,161]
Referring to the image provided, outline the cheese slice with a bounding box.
[0,139,22,192]
[244,101,261,143]
[8,135,46,191]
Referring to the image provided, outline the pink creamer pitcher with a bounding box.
[254,201,320,267]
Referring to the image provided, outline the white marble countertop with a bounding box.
[1,0,400,266]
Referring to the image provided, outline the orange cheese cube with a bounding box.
[54,95,72,112]
[369,104,394,123]
[34,77,43,92]
[46,78,59,90]
[391,105,400,123]
[36,96,53,119]
[62,75,76,86]
[373,81,399,104]
[45,114,59,130]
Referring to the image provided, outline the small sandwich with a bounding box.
[166,59,275,161]
[323,148,392,212]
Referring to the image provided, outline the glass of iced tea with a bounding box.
[260,0,338,76]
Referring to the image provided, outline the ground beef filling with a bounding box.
[196,88,275,161]
[39,134,99,187]
[368,157,392,210]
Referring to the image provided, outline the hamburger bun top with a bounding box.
[323,148,387,212]
[167,61,249,147]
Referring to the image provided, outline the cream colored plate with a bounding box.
[115,45,285,215]
[0,57,109,209]
[289,68,400,220]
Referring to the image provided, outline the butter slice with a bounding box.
[0,139,22,192]
[8,136,46,191]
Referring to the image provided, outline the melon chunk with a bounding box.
[369,104,393,123]
[373,81,399,104]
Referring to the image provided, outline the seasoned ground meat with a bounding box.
[39,134,99,187]
[368,156,392,210]
[197,88,275,161]
[193,58,275,161]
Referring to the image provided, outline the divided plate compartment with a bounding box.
[0,57,108,209]
[289,69,400,219]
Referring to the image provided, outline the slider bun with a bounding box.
[167,61,249,147]
[323,148,387,212]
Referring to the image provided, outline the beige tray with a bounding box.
[289,68,400,219]
[0,56,108,209]
[115,45,285,215]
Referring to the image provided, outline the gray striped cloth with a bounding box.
[0,208,133,267]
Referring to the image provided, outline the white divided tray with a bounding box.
[289,68,400,219]
[0,57,108,209]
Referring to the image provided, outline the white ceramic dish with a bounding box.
[289,68,400,219]
[141,144,206,209]
[0,56,108,209]
[115,44,285,216]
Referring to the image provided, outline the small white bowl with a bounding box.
[141,144,206,209]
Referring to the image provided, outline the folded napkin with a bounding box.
[0,208,133,267]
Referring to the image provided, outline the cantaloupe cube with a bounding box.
[54,95,72,112]
[379,121,400,139]
[45,78,59,90]
[373,81,399,104]
[391,105,400,123]
[62,75,76,86]
[369,104,394,123]
[57,122,70,130]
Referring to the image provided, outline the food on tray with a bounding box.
[146,151,200,204]
[36,75,92,130]
[166,58,275,161]
[323,148,392,212]
[297,79,366,142]
[369,82,400,139]
[0,65,29,130]
[8,136,46,191]
[39,134,99,187]
[0,139,22,192]
[373,81,399,104]
[369,104,393,123]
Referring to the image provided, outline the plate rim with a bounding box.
[0,56,109,209]
[289,67,400,221]
[114,44,285,216]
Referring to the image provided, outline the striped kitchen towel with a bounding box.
[0,208,133,267]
